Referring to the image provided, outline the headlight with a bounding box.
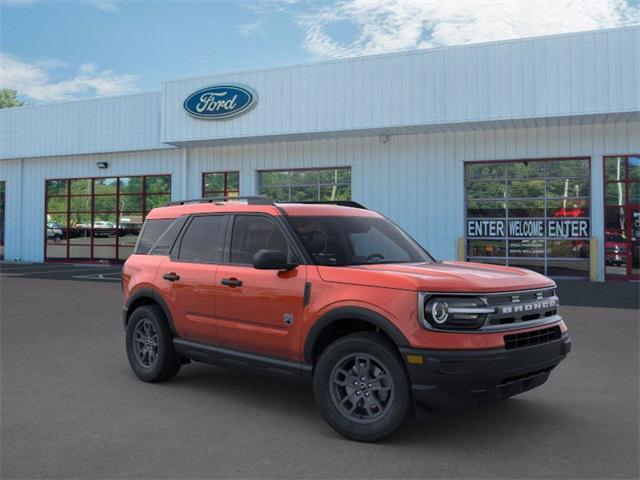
[422,296,494,330]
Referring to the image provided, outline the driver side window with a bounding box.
[229,215,292,265]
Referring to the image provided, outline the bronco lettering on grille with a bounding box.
[500,298,557,314]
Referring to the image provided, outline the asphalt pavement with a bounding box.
[1,268,638,479]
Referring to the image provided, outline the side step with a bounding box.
[173,338,312,383]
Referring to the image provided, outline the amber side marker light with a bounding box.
[406,354,424,365]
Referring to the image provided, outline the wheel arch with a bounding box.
[124,288,177,336]
[303,307,410,365]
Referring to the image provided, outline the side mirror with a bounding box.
[252,249,298,271]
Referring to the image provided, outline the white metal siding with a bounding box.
[0,92,169,160]
[0,149,184,262]
[162,27,639,145]
[182,121,638,281]
[1,121,637,281]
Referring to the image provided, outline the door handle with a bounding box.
[162,272,180,282]
[221,278,243,287]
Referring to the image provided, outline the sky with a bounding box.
[1,0,639,104]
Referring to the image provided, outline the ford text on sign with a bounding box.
[184,85,257,119]
[467,219,589,238]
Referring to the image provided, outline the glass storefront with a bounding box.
[45,175,171,262]
[202,171,239,198]
[465,158,591,278]
[604,155,639,280]
[258,167,351,202]
[0,181,4,260]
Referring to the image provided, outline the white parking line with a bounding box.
[72,273,121,282]
[0,266,120,276]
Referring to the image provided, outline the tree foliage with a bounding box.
[0,89,24,109]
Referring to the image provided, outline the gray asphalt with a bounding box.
[1,273,638,479]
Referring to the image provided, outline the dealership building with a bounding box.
[0,26,638,281]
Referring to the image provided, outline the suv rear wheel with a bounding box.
[126,305,181,382]
[313,332,412,442]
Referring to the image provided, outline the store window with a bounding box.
[258,167,351,202]
[604,155,639,280]
[465,159,591,278]
[203,171,239,198]
[45,175,171,262]
[0,181,5,260]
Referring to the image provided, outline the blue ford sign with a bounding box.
[183,84,257,119]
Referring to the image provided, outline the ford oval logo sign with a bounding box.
[183,84,257,120]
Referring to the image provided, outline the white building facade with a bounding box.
[1,27,638,281]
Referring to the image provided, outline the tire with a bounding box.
[126,305,181,382]
[313,331,412,442]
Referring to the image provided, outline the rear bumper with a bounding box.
[400,335,571,410]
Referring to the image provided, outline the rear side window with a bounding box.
[135,219,173,254]
[149,216,188,256]
[230,215,290,264]
[178,215,227,263]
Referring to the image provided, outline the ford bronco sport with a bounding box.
[122,196,571,442]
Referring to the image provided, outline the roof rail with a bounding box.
[280,200,367,209]
[166,196,275,207]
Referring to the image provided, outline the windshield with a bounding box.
[288,215,434,266]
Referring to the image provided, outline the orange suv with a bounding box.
[122,197,571,441]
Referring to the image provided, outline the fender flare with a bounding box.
[124,287,178,336]
[303,306,410,364]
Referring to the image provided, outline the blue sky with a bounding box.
[1,0,639,103]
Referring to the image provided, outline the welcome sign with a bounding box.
[467,219,590,239]
[184,84,257,119]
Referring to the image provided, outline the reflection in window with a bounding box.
[507,180,545,198]
[258,167,351,202]
[507,200,545,218]
[465,158,590,277]
[605,183,626,206]
[467,240,506,257]
[466,201,506,218]
[203,171,240,198]
[45,175,171,262]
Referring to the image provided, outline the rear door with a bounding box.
[214,214,307,361]
[158,214,229,343]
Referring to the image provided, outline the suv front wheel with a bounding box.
[126,305,181,382]
[313,332,412,442]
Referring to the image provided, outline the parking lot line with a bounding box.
[0,266,115,276]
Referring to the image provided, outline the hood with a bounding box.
[316,261,555,293]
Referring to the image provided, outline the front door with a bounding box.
[604,155,639,280]
[214,214,307,361]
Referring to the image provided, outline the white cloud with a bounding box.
[0,53,138,102]
[239,19,266,36]
[87,0,119,12]
[298,0,640,58]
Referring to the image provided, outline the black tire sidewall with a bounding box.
[125,305,180,382]
[313,332,412,442]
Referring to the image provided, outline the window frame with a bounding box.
[464,157,592,278]
[171,214,230,265]
[202,171,240,198]
[257,166,351,202]
[602,154,640,281]
[225,213,304,267]
[44,174,171,263]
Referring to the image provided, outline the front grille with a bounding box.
[504,326,562,350]
[484,287,558,327]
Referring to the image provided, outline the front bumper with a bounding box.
[400,334,571,411]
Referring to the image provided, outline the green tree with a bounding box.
[0,89,24,109]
